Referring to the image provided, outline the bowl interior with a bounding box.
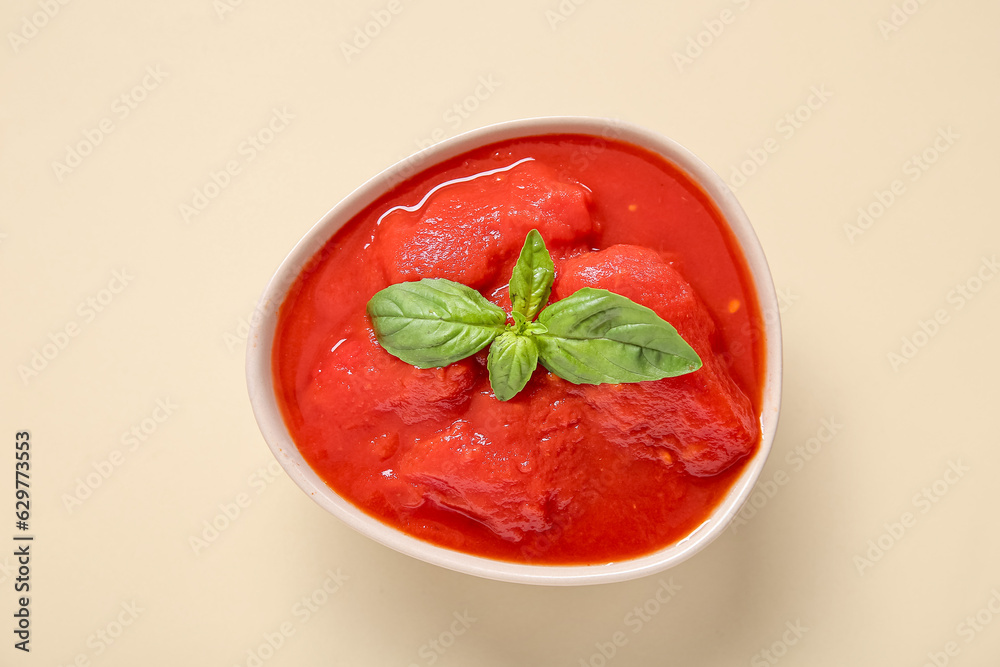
[246,116,782,585]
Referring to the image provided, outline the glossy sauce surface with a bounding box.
[273,135,765,564]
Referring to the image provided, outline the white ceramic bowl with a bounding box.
[246,116,782,586]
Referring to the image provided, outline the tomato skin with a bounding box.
[273,135,765,565]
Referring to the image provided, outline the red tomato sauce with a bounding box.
[272,135,766,564]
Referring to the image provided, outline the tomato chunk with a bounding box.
[374,160,594,289]
[554,245,758,476]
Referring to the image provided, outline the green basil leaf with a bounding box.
[535,287,702,385]
[486,331,539,401]
[367,278,506,368]
[509,229,555,320]
[524,321,548,336]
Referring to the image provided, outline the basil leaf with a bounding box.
[535,287,702,385]
[509,229,554,320]
[487,331,539,401]
[367,278,506,368]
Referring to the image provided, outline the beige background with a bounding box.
[2,0,999,665]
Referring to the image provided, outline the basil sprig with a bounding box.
[367,230,702,401]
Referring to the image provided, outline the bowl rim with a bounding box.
[245,115,783,586]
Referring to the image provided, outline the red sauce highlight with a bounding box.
[272,135,765,565]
